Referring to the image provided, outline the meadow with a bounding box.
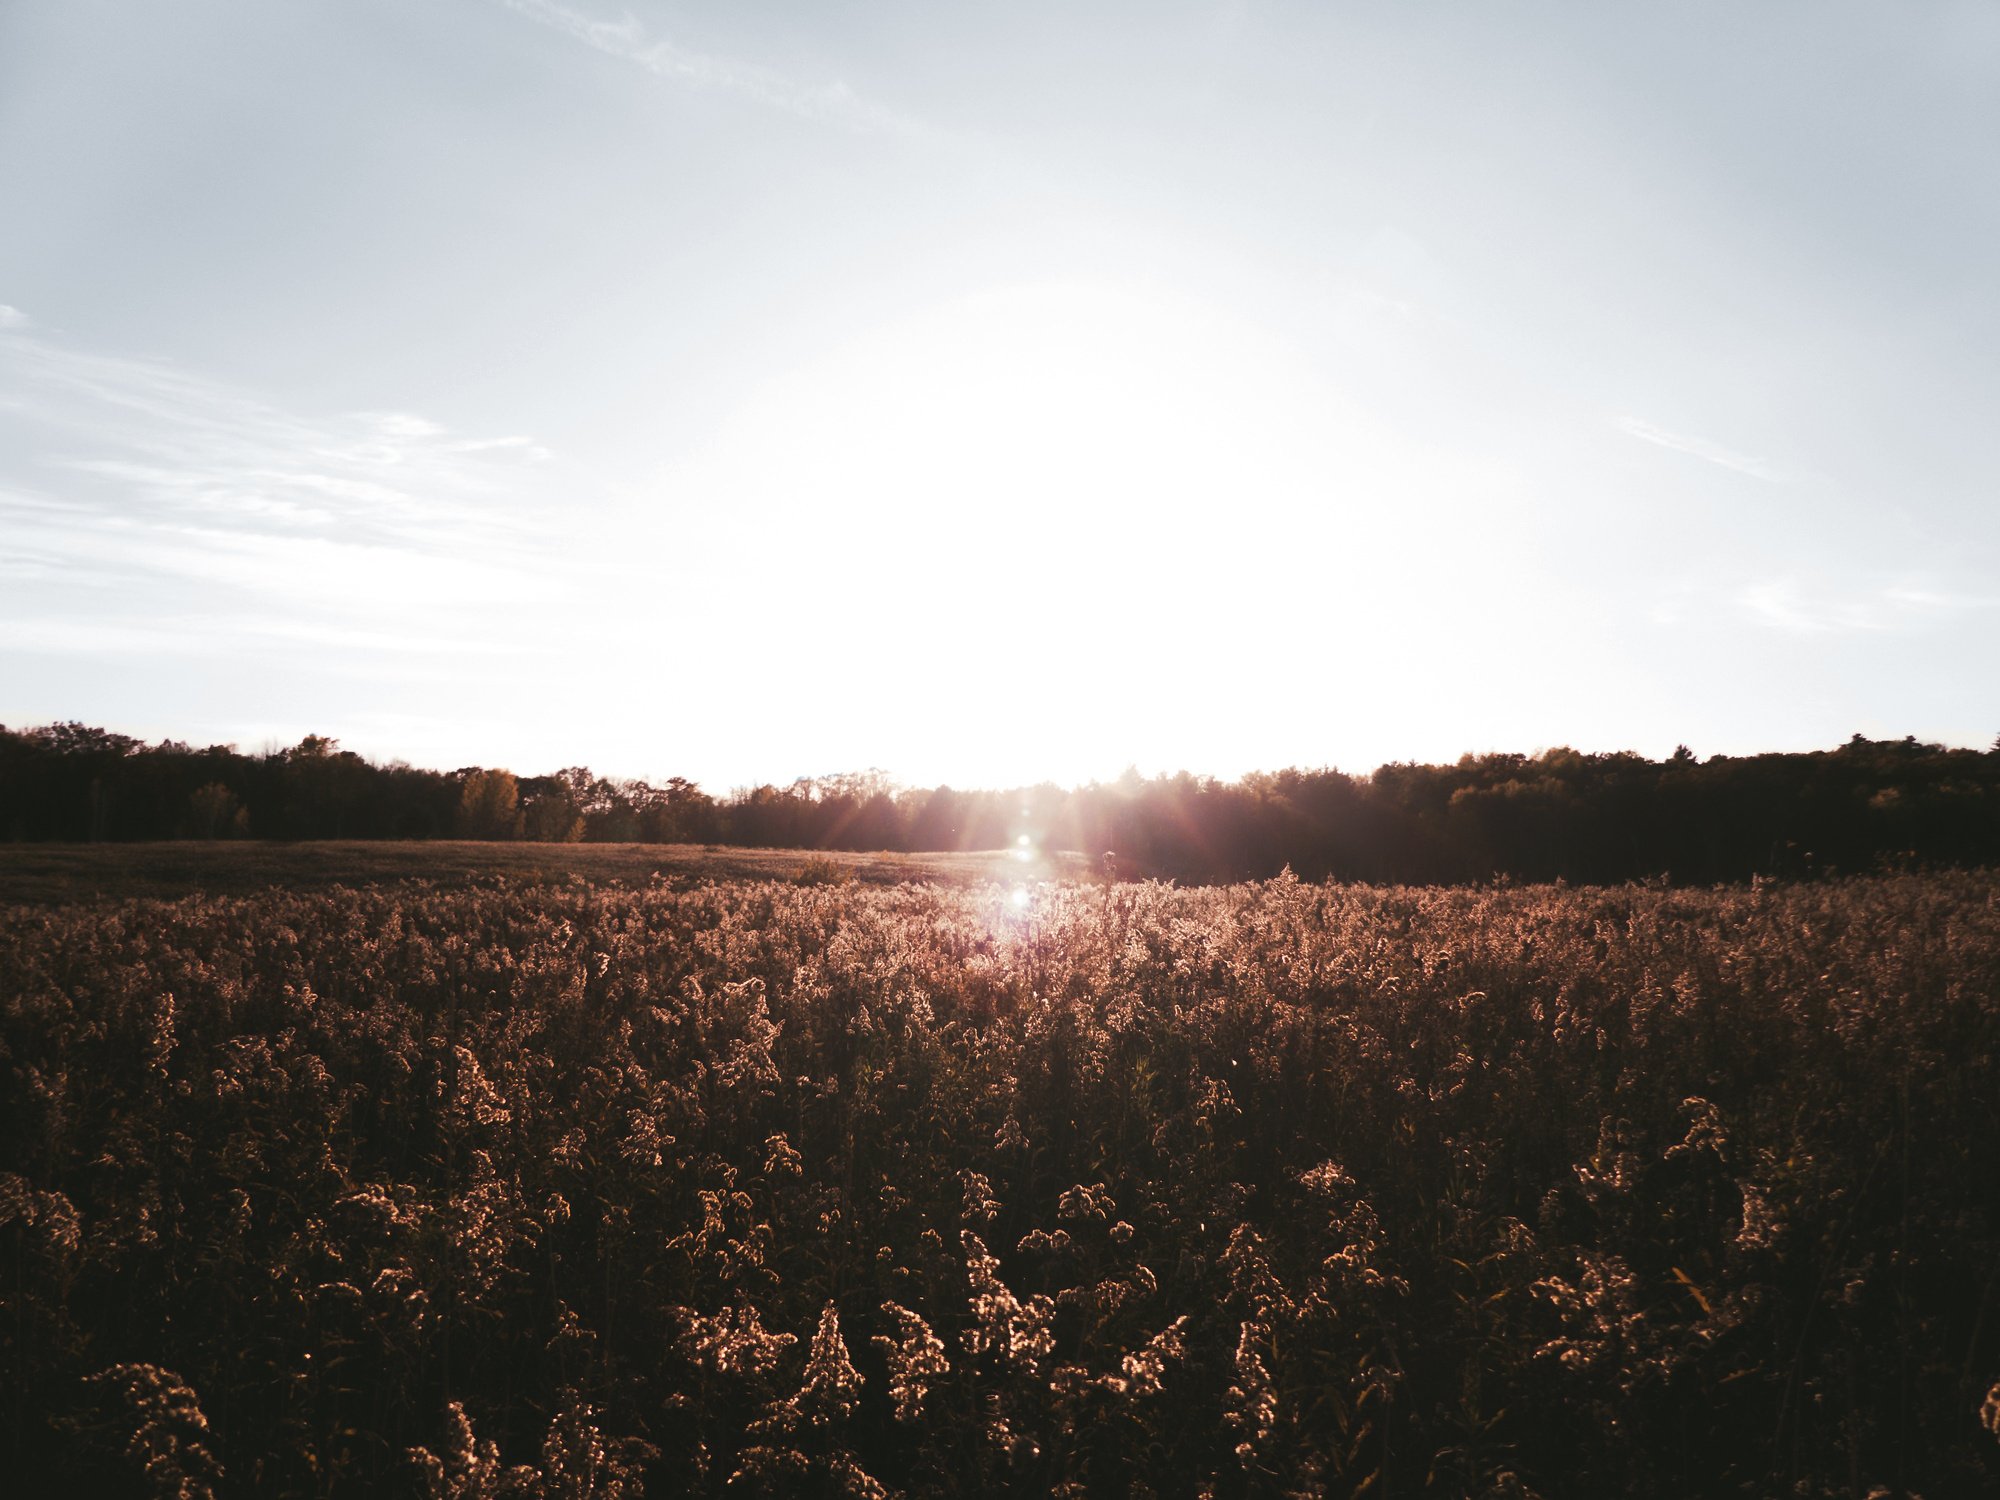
[3,865,1997,1497]
[0,839,1091,906]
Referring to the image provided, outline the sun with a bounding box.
[635,273,1429,786]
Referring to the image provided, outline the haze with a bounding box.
[3,2,1996,790]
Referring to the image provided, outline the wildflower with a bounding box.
[1665,1097,1729,1161]
[1297,1160,1355,1197]
[449,1175,535,1296]
[960,1169,1001,1224]
[794,1303,863,1426]
[1529,1251,1645,1386]
[673,1301,796,1377]
[1119,1315,1189,1397]
[87,1364,226,1500]
[334,1182,424,1237]
[620,1111,673,1169]
[1220,1225,1295,1322]
[1016,1228,1072,1255]
[961,1231,1055,1373]
[873,1302,950,1422]
[448,1045,512,1127]
[763,1133,804,1177]
[1734,1178,1783,1251]
[1573,1118,1638,1200]
[0,1174,81,1254]
[550,1126,587,1168]
[1057,1182,1115,1221]
[539,1398,656,1500]
[728,1444,811,1491]
[984,1411,1039,1464]
[1224,1321,1278,1468]
[147,991,178,1080]
[826,1454,894,1499]
[411,1401,533,1500]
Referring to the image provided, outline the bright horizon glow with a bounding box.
[2,3,1995,789]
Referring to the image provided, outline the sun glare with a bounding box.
[635,274,1473,787]
[664,276,1368,556]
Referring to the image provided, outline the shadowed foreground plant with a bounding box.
[83,1364,224,1500]
[411,1398,655,1500]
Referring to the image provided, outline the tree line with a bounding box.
[3,722,1998,884]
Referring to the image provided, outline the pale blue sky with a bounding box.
[3,1,1996,789]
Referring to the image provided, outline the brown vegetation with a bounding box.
[3,871,1998,1496]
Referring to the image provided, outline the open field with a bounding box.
[3,870,1998,1497]
[0,840,1097,905]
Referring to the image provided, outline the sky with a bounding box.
[2,1,1996,792]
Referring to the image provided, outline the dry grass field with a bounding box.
[0,840,1097,905]
[3,867,1997,1496]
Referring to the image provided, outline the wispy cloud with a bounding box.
[496,0,920,135]
[1617,416,1787,483]
[0,305,28,331]
[3,613,529,666]
[0,320,567,659]
[1738,576,1998,633]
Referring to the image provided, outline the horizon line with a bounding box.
[6,721,1994,800]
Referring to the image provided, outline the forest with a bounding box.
[5,722,2000,885]
[4,872,1997,1496]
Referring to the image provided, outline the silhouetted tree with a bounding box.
[186,783,247,839]
[457,769,524,840]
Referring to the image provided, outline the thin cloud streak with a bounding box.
[0,325,556,566]
[0,614,540,663]
[0,319,577,672]
[495,0,922,135]
[1618,416,1787,484]
[1738,576,1997,634]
